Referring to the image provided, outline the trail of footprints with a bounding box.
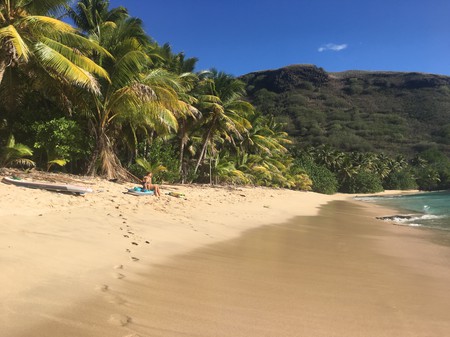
[99,204,211,335]
[97,211,151,336]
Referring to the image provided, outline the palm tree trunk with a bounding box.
[178,121,185,173]
[87,127,139,182]
[194,125,214,175]
[0,60,7,85]
[194,117,217,175]
[179,141,185,183]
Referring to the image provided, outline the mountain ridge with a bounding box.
[240,64,450,157]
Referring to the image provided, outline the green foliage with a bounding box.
[340,171,384,194]
[5,3,450,194]
[383,170,418,190]
[412,148,450,190]
[33,118,90,170]
[135,158,167,175]
[243,65,450,159]
[211,155,251,185]
[133,139,180,183]
[0,135,35,168]
[293,155,338,194]
[290,172,313,191]
[414,167,441,191]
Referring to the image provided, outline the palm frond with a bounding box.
[40,36,110,80]
[135,158,167,174]
[1,135,35,167]
[21,15,76,34]
[33,41,100,93]
[0,25,30,61]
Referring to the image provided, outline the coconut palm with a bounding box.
[0,0,109,91]
[193,71,253,175]
[66,0,128,34]
[68,1,190,180]
[151,47,202,182]
[87,22,185,180]
[241,112,291,156]
[154,43,199,74]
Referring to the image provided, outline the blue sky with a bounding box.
[109,0,450,76]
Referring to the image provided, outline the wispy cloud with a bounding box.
[318,43,348,52]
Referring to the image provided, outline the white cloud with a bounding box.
[318,43,348,52]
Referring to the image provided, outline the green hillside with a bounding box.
[241,65,450,157]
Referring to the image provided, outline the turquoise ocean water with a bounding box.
[355,191,450,231]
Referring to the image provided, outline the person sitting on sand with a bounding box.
[142,172,161,196]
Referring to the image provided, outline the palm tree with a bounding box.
[151,46,202,182]
[87,21,185,179]
[66,0,128,34]
[193,71,253,175]
[68,1,189,180]
[0,0,109,91]
[241,112,290,156]
[154,43,199,74]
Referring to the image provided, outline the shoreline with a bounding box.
[1,173,448,336]
[24,199,450,337]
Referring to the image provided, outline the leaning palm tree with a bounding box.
[241,112,291,157]
[0,0,109,91]
[193,71,253,175]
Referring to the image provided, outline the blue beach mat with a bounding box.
[126,187,155,196]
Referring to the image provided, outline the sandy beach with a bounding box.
[1,171,450,336]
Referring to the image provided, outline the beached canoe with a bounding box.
[2,176,93,195]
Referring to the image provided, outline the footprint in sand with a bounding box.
[108,313,131,326]
[113,273,125,279]
[131,256,139,262]
[114,264,124,270]
[96,284,109,292]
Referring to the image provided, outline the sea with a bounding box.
[355,190,450,231]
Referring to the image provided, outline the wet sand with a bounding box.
[14,200,450,337]
[122,201,450,337]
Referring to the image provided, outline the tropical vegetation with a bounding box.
[0,0,310,190]
[0,1,449,194]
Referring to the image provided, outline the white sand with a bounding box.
[2,171,448,337]
[0,172,347,336]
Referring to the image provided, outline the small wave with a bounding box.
[354,194,415,202]
[393,222,423,228]
[377,214,443,223]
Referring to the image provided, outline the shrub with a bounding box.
[32,118,90,171]
[383,170,418,190]
[293,156,338,194]
[132,139,180,183]
[414,167,440,191]
[340,171,384,194]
